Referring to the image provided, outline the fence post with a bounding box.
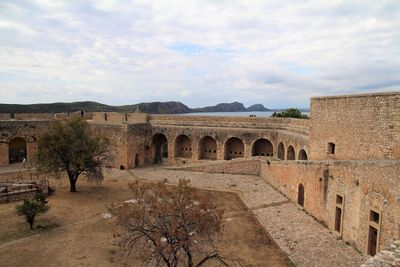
[5,186,9,203]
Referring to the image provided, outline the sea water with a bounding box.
[178,111,309,117]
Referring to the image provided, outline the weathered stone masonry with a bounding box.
[0,91,399,257]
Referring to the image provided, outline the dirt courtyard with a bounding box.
[0,170,292,267]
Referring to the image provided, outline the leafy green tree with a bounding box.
[37,117,113,192]
[16,193,49,230]
[271,108,308,119]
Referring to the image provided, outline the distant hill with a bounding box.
[192,102,246,113]
[133,101,191,114]
[246,104,269,112]
[0,101,130,113]
[0,101,273,114]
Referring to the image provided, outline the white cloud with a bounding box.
[0,20,36,36]
[0,0,399,108]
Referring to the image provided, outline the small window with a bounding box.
[336,195,343,205]
[125,113,128,121]
[213,150,216,153]
[370,210,380,224]
[104,113,108,121]
[328,142,335,154]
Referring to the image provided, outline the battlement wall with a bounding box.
[0,111,93,121]
[14,113,54,121]
[0,114,11,120]
[149,114,310,137]
[92,112,149,124]
[149,114,309,127]
[309,91,400,160]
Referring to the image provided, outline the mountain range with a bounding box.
[0,101,273,114]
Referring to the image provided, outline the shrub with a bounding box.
[16,193,49,230]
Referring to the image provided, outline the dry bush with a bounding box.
[110,179,245,267]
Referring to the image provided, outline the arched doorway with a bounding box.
[298,149,308,160]
[287,145,295,160]
[278,142,285,160]
[174,134,192,159]
[224,137,244,160]
[298,184,304,207]
[198,136,217,160]
[252,138,273,157]
[152,133,168,164]
[9,137,27,164]
[135,153,140,167]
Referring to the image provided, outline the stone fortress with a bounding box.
[0,91,399,260]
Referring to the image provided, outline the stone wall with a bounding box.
[0,121,50,166]
[171,158,262,176]
[14,113,54,121]
[91,123,129,169]
[309,91,400,160]
[127,123,152,168]
[260,160,400,254]
[362,240,400,267]
[150,114,310,136]
[0,114,11,120]
[92,112,149,124]
[148,124,309,163]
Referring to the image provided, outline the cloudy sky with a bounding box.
[0,0,399,108]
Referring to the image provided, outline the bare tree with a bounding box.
[110,179,245,267]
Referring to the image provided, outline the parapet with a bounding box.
[14,113,54,121]
[92,112,149,123]
[0,114,11,121]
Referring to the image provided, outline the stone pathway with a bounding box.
[120,166,366,267]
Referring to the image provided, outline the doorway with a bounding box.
[298,184,304,207]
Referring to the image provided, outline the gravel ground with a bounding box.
[123,165,366,267]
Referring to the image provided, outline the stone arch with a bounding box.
[278,142,285,160]
[174,134,192,159]
[224,137,244,160]
[152,133,168,164]
[298,183,304,207]
[198,136,217,160]
[287,145,295,160]
[298,149,308,160]
[9,137,27,164]
[252,138,273,157]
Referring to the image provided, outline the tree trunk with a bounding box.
[69,173,78,192]
[28,215,35,230]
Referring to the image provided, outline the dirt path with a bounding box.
[0,168,291,267]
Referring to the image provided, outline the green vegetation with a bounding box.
[271,108,308,119]
[37,117,113,192]
[16,192,49,230]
